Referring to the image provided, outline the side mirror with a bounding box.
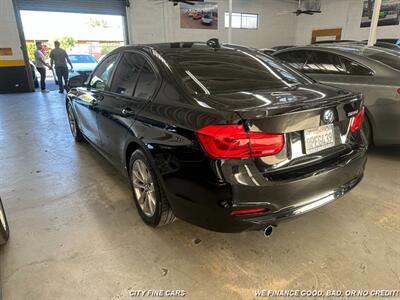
[94,81,105,90]
[68,75,84,89]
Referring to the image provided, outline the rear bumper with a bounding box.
[228,174,363,232]
[167,145,367,233]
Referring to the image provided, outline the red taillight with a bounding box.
[249,132,285,157]
[350,106,365,133]
[196,125,284,159]
[230,208,268,216]
[397,88,400,95]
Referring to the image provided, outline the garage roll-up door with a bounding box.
[15,0,127,16]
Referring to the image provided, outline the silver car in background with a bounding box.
[273,44,400,146]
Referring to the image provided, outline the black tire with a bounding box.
[129,149,175,227]
[67,102,85,143]
[363,115,372,146]
[0,198,10,245]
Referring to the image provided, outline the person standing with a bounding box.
[34,41,51,93]
[50,41,73,93]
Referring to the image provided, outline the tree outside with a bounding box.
[26,37,76,62]
[50,37,76,51]
[100,43,122,55]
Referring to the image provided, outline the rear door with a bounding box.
[96,51,160,166]
[73,53,119,145]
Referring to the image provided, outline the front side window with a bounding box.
[134,62,158,99]
[89,54,119,91]
[303,51,345,74]
[110,52,145,95]
[274,51,309,70]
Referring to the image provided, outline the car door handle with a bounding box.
[121,107,134,116]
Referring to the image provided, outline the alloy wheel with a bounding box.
[132,159,156,217]
[67,105,77,137]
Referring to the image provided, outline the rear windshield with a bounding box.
[69,55,97,64]
[162,48,311,94]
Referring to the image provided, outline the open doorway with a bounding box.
[19,10,126,91]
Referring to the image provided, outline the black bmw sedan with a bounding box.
[66,41,367,233]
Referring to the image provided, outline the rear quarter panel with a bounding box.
[123,80,239,210]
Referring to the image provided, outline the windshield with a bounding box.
[163,48,311,95]
[69,55,97,64]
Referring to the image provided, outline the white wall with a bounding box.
[127,0,298,49]
[295,0,400,45]
[0,0,24,62]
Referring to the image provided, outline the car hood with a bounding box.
[71,63,97,72]
[193,83,356,116]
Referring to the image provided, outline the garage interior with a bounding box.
[0,0,399,299]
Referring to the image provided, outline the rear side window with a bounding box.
[110,52,145,95]
[303,51,345,74]
[340,57,372,76]
[274,50,308,70]
[89,54,118,90]
[134,62,158,99]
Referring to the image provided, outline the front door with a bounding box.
[74,53,120,146]
[96,51,160,167]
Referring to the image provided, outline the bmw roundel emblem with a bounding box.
[322,109,335,124]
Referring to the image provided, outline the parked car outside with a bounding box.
[193,12,202,20]
[0,197,9,245]
[66,42,367,233]
[273,44,400,146]
[201,14,213,25]
[68,54,98,81]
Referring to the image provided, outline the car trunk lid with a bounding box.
[196,83,364,174]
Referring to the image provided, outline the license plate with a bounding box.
[304,124,335,154]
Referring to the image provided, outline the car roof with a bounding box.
[276,43,399,60]
[113,42,260,54]
[274,43,400,73]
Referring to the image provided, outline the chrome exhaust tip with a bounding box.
[263,225,274,238]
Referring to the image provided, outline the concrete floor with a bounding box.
[0,91,399,300]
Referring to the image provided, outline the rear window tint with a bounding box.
[163,48,311,94]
